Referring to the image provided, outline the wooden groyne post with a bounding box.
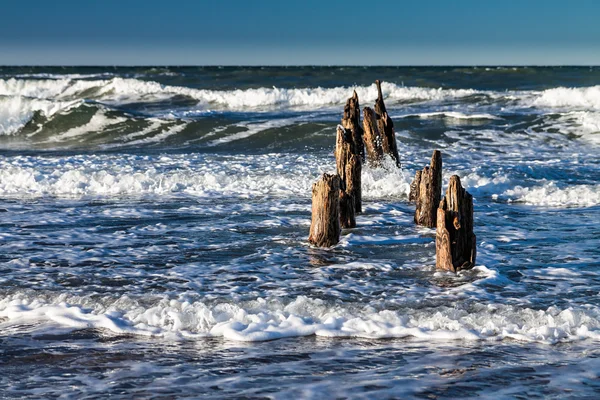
[335,125,358,228]
[410,150,442,228]
[341,90,365,163]
[308,173,342,247]
[436,175,476,272]
[361,81,401,167]
[363,106,384,166]
[375,80,401,167]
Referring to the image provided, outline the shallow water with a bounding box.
[1,66,599,398]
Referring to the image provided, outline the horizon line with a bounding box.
[2,64,600,68]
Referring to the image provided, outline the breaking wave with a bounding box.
[0,154,410,199]
[501,182,600,207]
[2,288,600,343]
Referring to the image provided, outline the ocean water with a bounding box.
[0,66,599,398]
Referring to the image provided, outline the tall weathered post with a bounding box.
[436,175,476,272]
[374,80,401,167]
[410,150,442,228]
[362,107,384,166]
[308,173,342,247]
[341,90,365,163]
[335,126,357,228]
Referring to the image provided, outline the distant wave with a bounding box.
[534,86,600,110]
[0,77,482,107]
[3,76,600,142]
[0,95,83,135]
[396,111,501,120]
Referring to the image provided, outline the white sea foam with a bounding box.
[501,182,600,207]
[123,123,188,146]
[0,77,481,109]
[3,77,600,113]
[533,85,600,110]
[540,111,600,144]
[0,153,413,199]
[397,111,501,120]
[44,109,127,143]
[0,96,82,135]
[2,293,600,344]
[207,118,300,146]
[362,157,412,199]
[0,163,310,198]
[457,171,512,194]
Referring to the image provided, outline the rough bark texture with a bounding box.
[309,173,342,247]
[335,126,361,224]
[362,106,384,166]
[436,175,476,272]
[341,90,365,162]
[335,125,355,185]
[374,80,401,167]
[409,170,422,202]
[345,154,361,214]
[339,190,356,229]
[412,150,442,228]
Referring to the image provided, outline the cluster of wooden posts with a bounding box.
[308,81,476,273]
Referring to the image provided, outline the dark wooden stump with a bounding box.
[411,150,442,228]
[341,90,365,162]
[436,175,476,272]
[345,153,361,214]
[339,190,356,229]
[335,126,360,225]
[335,125,356,184]
[409,170,422,202]
[309,173,342,247]
[362,106,384,166]
[375,80,401,167]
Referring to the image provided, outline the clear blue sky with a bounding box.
[1,0,599,65]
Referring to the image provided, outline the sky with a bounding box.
[1,0,599,65]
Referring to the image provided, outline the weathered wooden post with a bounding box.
[436,175,476,272]
[335,126,356,228]
[410,150,442,228]
[374,80,401,167]
[341,90,365,162]
[409,170,422,202]
[345,153,361,214]
[335,124,362,220]
[363,106,384,166]
[308,173,342,247]
[339,190,356,229]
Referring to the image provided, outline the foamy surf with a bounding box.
[2,292,599,344]
[1,65,600,399]
[0,154,411,199]
[501,182,600,207]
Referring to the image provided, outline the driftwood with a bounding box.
[362,107,384,166]
[436,175,476,272]
[308,173,342,247]
[341,90,365,162]
[374,80,400,167]
[411,150,442,228]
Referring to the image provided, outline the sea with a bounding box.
[0,66,599,398]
